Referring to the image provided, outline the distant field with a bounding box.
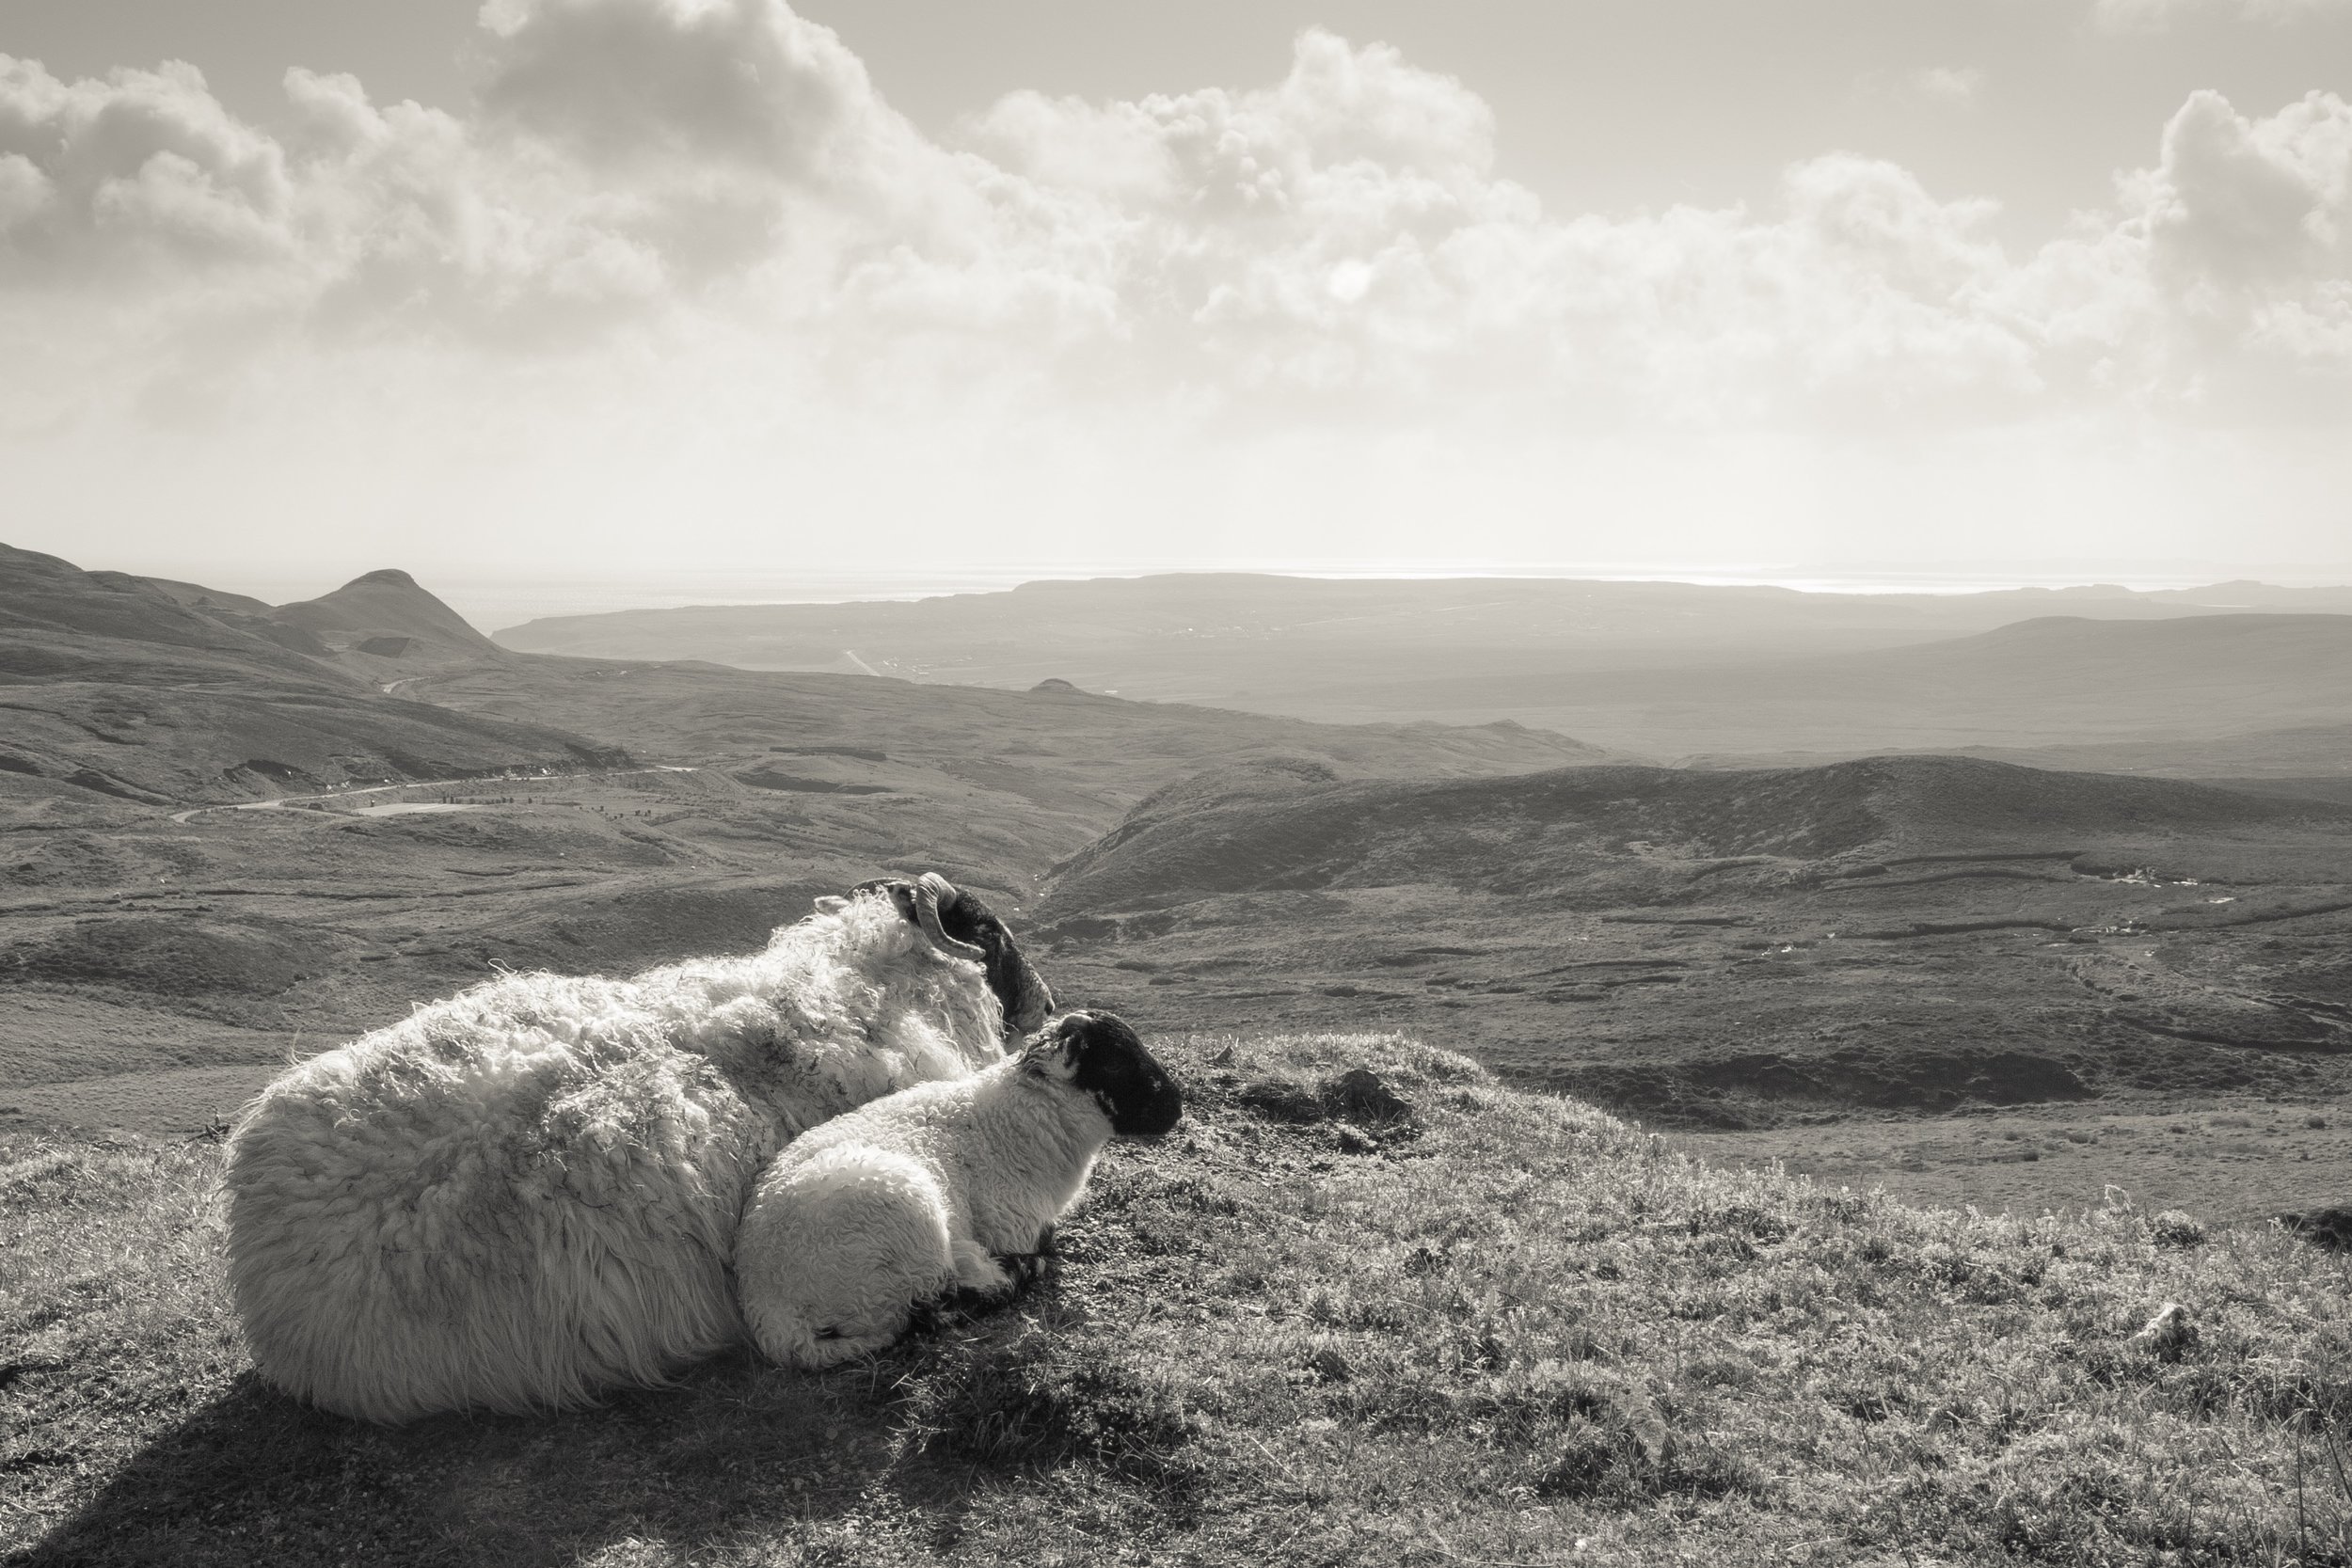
[0,1064,277,1135]
[1675,1102,2351,1227]
[10,546,2352,1240]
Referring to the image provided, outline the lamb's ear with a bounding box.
[1018,1016,1082,1081]
[812,895,850,914]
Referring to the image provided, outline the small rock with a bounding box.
[1237,1081,1326,1125]
[2280,1207,2352,1252]
[2132,1301,2199,1361]
[1322,1067,1413,1125]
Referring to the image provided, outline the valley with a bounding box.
[5,545,2349,1233]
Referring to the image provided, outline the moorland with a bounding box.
[7,545,2352,1563]
[501,572,2352,764]
[8,545,2352,1224]
[7,1033,2347,1566]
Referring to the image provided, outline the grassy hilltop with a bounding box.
[5,1034,2347,1568]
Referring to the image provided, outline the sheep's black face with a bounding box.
[850,874,1055,1042]
[1048,1009,1183,1137]
[934,885,1057,1040]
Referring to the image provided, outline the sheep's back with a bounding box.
[218,902,1016,1420]
[646,902,1010,1131]
[223,976,773,1420]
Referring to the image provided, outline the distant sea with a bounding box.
[194,560,2352,639]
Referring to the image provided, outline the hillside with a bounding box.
[494,576,2352,768]
[496,571,2352,677]
[1022,756,2352,1163]
[1286,613,2352,758]
[10,546,2352,1225]
[4,1034,2346,1566]
[0,549,1613,1142]
[0,546,625,804]
[0,545,349,689]
[267,568,502,659]
[1042,755,2352,915]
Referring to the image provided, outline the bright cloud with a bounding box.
[0,3,2348,578]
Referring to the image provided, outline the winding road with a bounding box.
[166,765,698,824]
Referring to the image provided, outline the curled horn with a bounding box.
[912,873,985,962]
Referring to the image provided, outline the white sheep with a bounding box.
[735,1008,1182,1369]
[222,873,1052,1422]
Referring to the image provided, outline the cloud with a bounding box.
[0,8,2348,578]
[476,0,891,179]
[5,18,2345,424]
[1858,66,1984,107]
[1910,67,1985,106]
[0,55,293,275]
[2009,88,2352,409]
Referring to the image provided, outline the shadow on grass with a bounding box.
[14,1348,1001,1568]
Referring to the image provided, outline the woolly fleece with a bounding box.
[735,1016,1178,1369]
[223,893,1008,1422]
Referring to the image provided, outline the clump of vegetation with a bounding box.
[5,1034,2349,1565]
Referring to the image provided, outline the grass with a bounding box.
[4,1033,2350,1566]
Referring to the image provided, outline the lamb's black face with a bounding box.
[1039,1009,1183,1137]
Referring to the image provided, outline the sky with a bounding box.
[3,0,2350,594]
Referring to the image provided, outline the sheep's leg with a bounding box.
[995,1225,1060,1290]
[948,1237,1016,1299]
[906,1240,1025,1334]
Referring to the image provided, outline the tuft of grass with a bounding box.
[5,1033,2351,1566]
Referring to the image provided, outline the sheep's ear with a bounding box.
[812,895,850,914]
[1018,1017,1082,1081]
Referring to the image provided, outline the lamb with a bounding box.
[222,872,1052,1422]
[735,1007,1182,1369]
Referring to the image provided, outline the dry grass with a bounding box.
[5,1034,2349,1566]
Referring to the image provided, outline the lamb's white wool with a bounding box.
[736,1009,1181,1369]
[224,883,1038,1422]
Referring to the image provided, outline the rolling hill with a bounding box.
[1285,613,2352,757]
[0,545,1618,1139]
[0,546,622,804]
[1041,753,2352,916]
[495,575,2352,767]
[10,545,2352,1219]
[1023,753,2352,1137]
[495,571,2352,680]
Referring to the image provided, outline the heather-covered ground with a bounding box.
[6,1034,2347,1566]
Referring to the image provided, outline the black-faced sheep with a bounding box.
[734,1008,1182,1369]
[222,873,1050,1422]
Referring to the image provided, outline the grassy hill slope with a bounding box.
[1041,755,2352,916]
[1018,756,2352,1158]
[3,1034,2346,1566]
[0,554,1613,1139]
[0,546,623,803]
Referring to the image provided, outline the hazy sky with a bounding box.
[4,0,2350,589]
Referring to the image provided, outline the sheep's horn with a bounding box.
[911,876,985,961]
[917,872,959,909]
